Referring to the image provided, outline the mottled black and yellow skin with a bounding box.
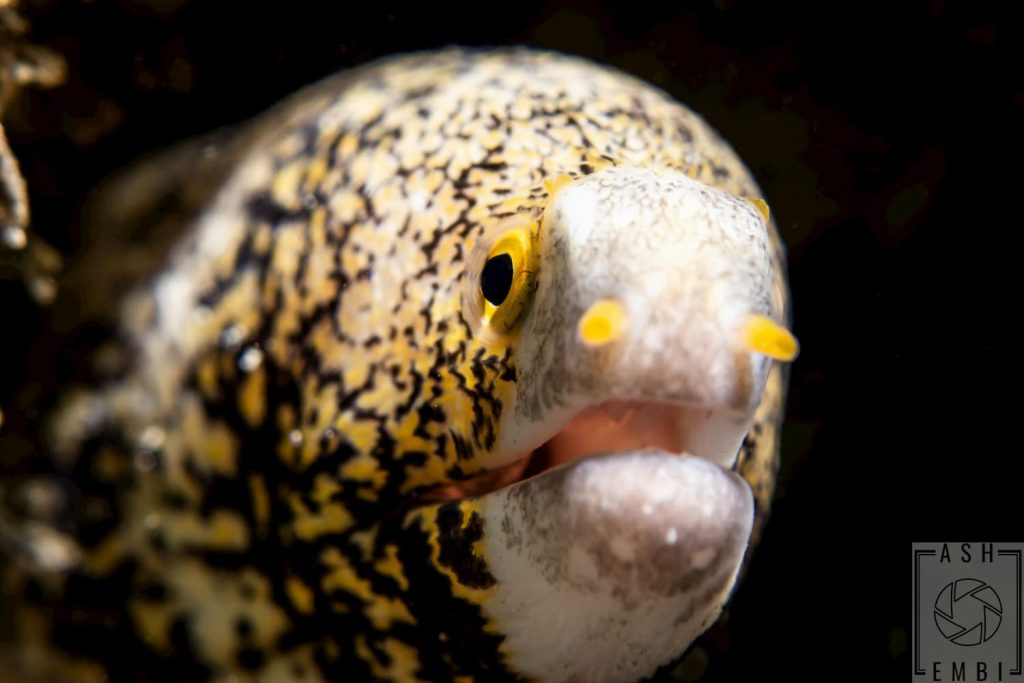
[2,48,788,682]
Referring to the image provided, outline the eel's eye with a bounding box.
[463,217,540,339]
[481,253,514,306]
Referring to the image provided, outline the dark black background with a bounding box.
[2,1,1020,680]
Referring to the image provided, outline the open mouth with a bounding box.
[427,401,691,501]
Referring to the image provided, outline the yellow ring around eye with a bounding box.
[481,221,539,334]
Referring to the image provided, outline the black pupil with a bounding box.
[481,253,514,306]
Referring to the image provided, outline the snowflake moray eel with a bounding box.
[2,48,796,682]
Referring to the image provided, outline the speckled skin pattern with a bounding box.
[4,48,789,681]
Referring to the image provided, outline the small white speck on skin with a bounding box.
[408,189,430,214]
[220,323,247,349]
[27,525,80,572]
[665,528,678,545]
[138,425,166,452]
[288,430,303,447]
[154,271,195,341]
[238,346,264,372]
[2,226,27,250]
[29,276,57,304]
[143,513,161,530]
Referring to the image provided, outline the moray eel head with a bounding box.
[429,165,795,680]
[14,53,797,683]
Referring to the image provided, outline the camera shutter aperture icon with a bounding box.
[934,578,1003,646]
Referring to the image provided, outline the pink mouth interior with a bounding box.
[427,401,687,501]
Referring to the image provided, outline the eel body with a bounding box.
[2,48,794,682]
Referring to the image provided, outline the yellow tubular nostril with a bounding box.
[746,197,771,224]
[742,314,799,361]
[578,299,628,347]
